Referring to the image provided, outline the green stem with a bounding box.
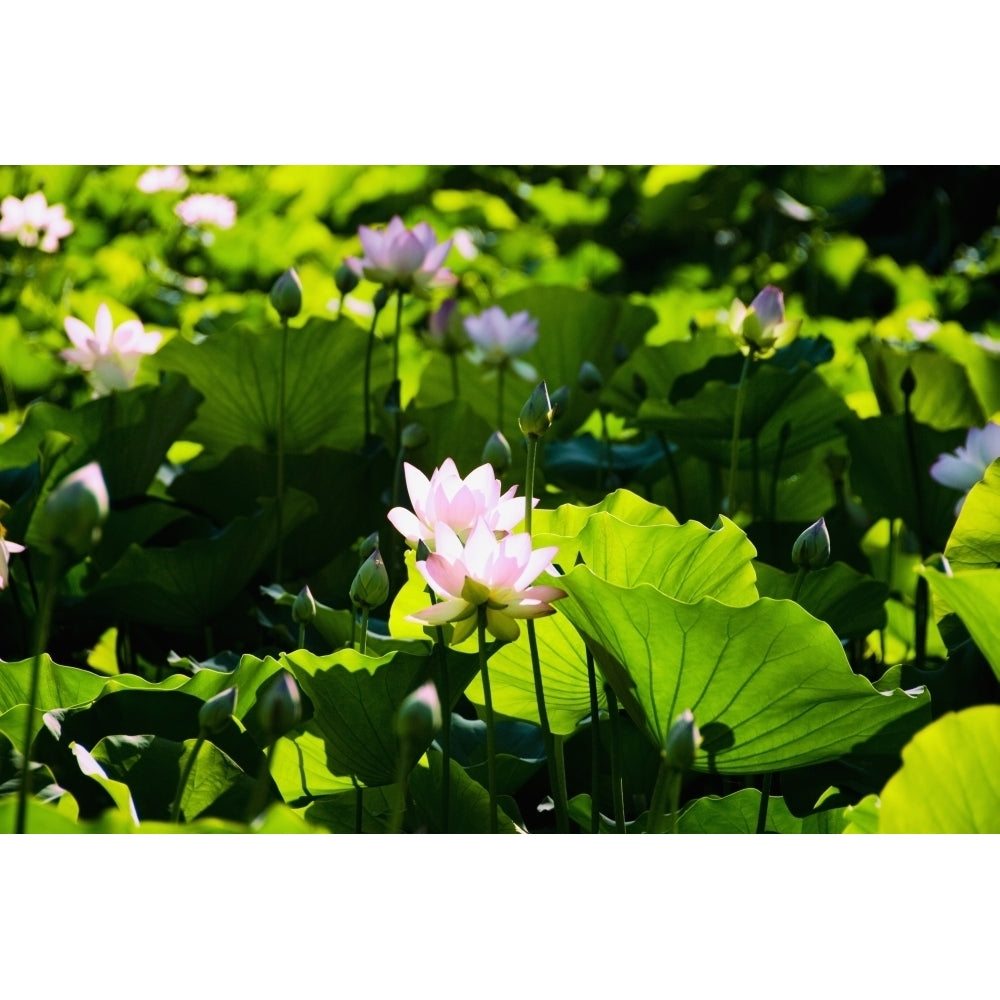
[604,683,626,834]
[16,548,61,834]
[791,566,808,602]
[914,573,929,671]
[297,622,306,650]
[525,435,538,535]
[586,648,601,834]
[434,621,451,833]
[450,354,460,401]
[497,364,505,434]
[359,606,370,656]
[276,318,288,583]
[727,353,752,519]
[171,733,206,824]
[390,742,411,834]
[393,289,404,451]
[529,618,568,833]
[659,432,686,521]
[362,306,380,444]
[647,760,681,834]
[478,606,498,834]
[352,775,364,834]
[248,740,279,824]
[755,772,772,834]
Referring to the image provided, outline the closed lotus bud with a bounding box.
[401,423,429,450]
[549,384,570,422]
[396,681,442,745]
[900,366,917,397]
[335,262,360,296]
[519,381,554,438]
[292,585,316,624]
[350,548,389,609]
[199,686,238,735]
[359,532,380,561]
[373,287,391,313]
[42,461,109,557]
[260,672,302,738]
[578,361,604,393]
[792,517,831,570]
[269,268,302,319]
[482,430,512,475]
[664,709,702,771]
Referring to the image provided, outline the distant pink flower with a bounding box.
[137,165,189,194]
[930,421,1000,514]
[907,318,939,343]
[464,306,539,381]
[0,192,73,252]
[62,303,163,395]
[972,333,1000,355]
[388,458,532,549]
[346,215,455,297]
[729,285,800,358]
[407,519,565,643]
[0,527,25,590]
[175,193,236,229]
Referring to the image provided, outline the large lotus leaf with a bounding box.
[270,723,358,803]
[79,492,314,632]
[495,286,657,437]
[919,568,1000,682]
[0,655,111,716]
[842,794,881,833]
[0,797,84,834]
[754,561,888,639]
[859,337,986,430]
[555,566,930,774]
[69,743,139,824]
[878,705,1000,832]
[676,789,847,834]
[944,460,1000,571]
[542,434,668,493]
[300,786,400,834]
[155,318,391,456]
[842,414,964,554]
[283,647,434,787]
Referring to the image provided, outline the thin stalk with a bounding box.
[525,435,538,535]
[16,549,61,834]
[769,421,792,557]
[598,409,612,491]
[393,289,404,450]
[751,434,761,523]
[914,574,929,671]
[434,621,451,833]
[297,622,306,650]
[248,740,279,824]
[171,733,206,824]
[647,760,682,834]
[586,648,601,834]
[276,318,289,583]
[755,772,773,834]
[497,365,505,434]
[478,606,498,834]
[362,306,380,444]
[352,775,364,834]
[658,432,686,521]
[359,606,370,656]
[450,354,460,400]
[604,683,626,834]
[727,353,753,519]
[390,743,411,835]
[791,566,808,602]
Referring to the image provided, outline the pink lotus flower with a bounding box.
[346,215,455,297]
[930,421,1000,514]
[907,318,939,343]
[137,165,189,194]
[62,304,163,395]
[464,306,539,381]
[174,193,237,229]
[408,519,565,643]
[0,527,25,590]
[728,285,800,358]
[0,191,74,252]
[388,458,532,548]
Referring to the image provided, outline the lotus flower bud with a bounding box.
[519,381,554,438]
[373,287,391,313]
[335,262,360,296]
[578,361,603,393]
[359,532,380,561]
[664,709,702,772]
[900,366,917,397]
[613,342,629,367]
[482,430,512,475]
[292,585,316,625]
[269,268,302,319]
[259,672,302,738]
[792,517,831,570]
[350,548,389,609]
[395,681,442,745]
[401,423,429,450]
[42,461,109,557]
[199,686,238,735]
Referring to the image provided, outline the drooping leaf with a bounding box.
[944,460,1000,571]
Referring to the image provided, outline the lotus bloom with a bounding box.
[346,215,455,297]
[464,306,539,381]
[0,526,25,590]
[0,191,73,252]
[62,303,163,395]
[728,285,800,359]
[907,318,939,343]
[930,421,1000,514]
[174,193,237,229]
[388,458,532,549]
[408,519,565,643]
[137,165,189,194]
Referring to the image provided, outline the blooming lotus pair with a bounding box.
[388,458,565,643]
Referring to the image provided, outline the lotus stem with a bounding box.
[604,682,626,833]
[276,317,289,583]
[477,605,498,834]
[727,353,752,519]
[586,647,601,834]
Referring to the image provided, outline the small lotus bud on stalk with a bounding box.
[519,381,554,438]
[578,361,604,394]
[373,287,391,313]
[900,366,917,398]
[199,686,238,735]
[42,461,109,557]
[549,385,570,422]
[613,342,629,367]
[396,681,442,745]
[335,262,360,297]
[292,585,316,624]
[792,517,831,571]
[259,672,302,740]
[401,423,429,450]
[664,709,702,772]
[269,268,302,319]
[350,548,389,610]
[482,431,512,475]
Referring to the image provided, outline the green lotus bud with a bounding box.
[260,672,302,738]
[292,585,316,625]
[401,423,429,450]
[373,287,391,313]
[350,548,389,609]
[359,532,380,561]
[664,709,702,771]
[792,517,831,570]
[42,461,109,557]
[900,366,917,397]
[335,262,360,296]
[518,381,554,438]
[578,361,603,393]
[549,384,570,422]
[395,681,442,745]
[482,430,512,475]
[269,268,302,319]
[199,686,237,735]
